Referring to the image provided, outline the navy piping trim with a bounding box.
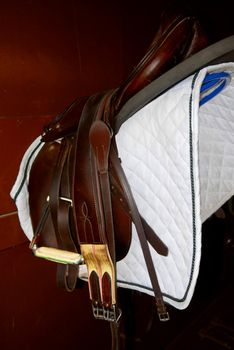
[115,72,200,304]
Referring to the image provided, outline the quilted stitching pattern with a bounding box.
[199,74,234,221]
[116,63,234,309]
[11,63,234,311]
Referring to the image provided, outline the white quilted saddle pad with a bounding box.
[11,62,234,310]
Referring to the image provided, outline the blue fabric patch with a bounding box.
[200,71,231,107]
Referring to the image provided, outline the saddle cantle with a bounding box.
[27,6,209,336]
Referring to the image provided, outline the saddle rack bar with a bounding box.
[31,245,84,265]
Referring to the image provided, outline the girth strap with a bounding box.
[88,119,121,350]
[74,93,121,323]
[85,119,119,318]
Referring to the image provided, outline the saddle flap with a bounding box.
[89,120,112,174]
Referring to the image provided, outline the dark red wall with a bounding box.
[0,1,233,349]
[0,1,162,349]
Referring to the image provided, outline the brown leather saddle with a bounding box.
[27,7,221,348]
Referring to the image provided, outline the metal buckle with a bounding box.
[47,195,73,206]
[92,303,122,323]
[60,197,73,206]
[159,311,170,322]
[156,298,170,322]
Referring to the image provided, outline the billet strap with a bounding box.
[110,146,169,321]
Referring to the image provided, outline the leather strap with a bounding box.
[109,168,168,257]
[74,93,121,322]
[89,120,115,259]
[49,137,78,291]
[74,93,106,244]
[110,146,169,321]
[110,322,120,350]
[89,119,121,318]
